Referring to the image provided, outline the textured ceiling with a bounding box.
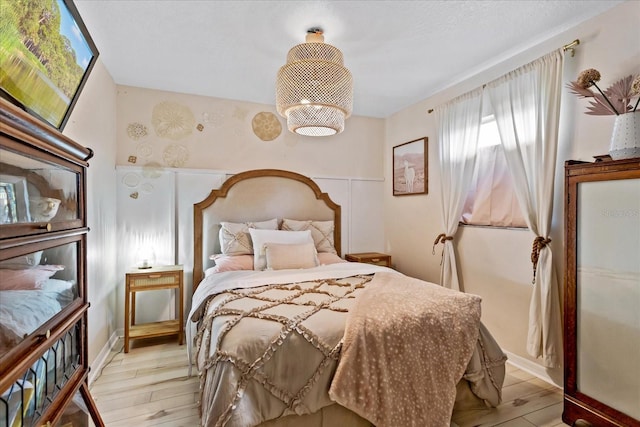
[74,0,622,118]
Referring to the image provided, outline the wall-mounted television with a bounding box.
[0,0,99,131]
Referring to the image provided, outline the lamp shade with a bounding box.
[276,30,353,136]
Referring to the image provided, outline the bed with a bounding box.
[188,169,507,427]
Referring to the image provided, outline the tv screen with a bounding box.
[0,0,99,130]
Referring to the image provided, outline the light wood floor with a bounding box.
[90,338,567,427]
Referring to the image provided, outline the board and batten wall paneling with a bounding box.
[116,168,176,327]
[349,179,385,255]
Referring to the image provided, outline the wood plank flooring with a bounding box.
[90,338,567,426]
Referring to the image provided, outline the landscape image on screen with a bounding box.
[0,0,95,129]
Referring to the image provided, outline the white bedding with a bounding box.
[0,279,75,353]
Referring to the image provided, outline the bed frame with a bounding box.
[193,169,342,290]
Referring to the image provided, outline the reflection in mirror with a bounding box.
[0,176,30,224]
[0,243,79,357]
[0,182,17,224]
[0,147,78,224]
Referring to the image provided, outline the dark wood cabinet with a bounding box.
[563,157,640,427]
[0,98,104,426]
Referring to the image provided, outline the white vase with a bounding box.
[609,111,640,160]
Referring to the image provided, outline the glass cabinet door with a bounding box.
[0,321,84,427]
[575,177,640,420]
[0,238,82,359]
[0,145,82,235]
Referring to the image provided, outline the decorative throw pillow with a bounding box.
[219,218,278,255]
[208,254,254,273]
[281,219,336,254]
[264,242,318,270]
[248,229,313,271]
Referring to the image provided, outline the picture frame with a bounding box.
[393,137,428,196]
[0,0,99,130]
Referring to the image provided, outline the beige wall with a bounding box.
[115,86,385,178]
[384,0,640,383]
[63,60,119,365]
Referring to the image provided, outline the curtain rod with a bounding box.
[562,39,580,57]
[427,39,580,114]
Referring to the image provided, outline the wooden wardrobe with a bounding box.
[563,157,640,427]
[0,98,104,426]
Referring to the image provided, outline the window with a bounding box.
[460,115,526,228]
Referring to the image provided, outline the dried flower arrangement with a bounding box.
[567,69,640,115]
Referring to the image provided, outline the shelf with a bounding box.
[129,320,181,339]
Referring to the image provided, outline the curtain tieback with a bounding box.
[531,236,551,284]
[432,234,454,265]
[432,233,454,254]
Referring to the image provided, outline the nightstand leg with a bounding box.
[124,283,130,353]
[178,279,184,345]
[131,291,136,326]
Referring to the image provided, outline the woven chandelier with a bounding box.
[276,28,353,137]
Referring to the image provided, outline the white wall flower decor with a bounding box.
[127,122,148,140]
[152,101,195,139]
[163,144,189,167]
[252,112,282,141]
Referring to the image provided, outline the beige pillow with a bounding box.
[265,242,318,270]
[281,219,336,254]
[249,229,313,270]
[219,218,278,255]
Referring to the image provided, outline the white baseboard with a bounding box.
[89,329,123,385]
[504,350,563,388]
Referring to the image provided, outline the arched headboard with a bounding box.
[193,169,341,290]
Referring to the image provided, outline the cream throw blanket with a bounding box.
[329,272,482,427]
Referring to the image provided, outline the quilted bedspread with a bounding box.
[189,264,505,427]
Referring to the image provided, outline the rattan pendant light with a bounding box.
[276,28,353,136]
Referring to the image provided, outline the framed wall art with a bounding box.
[393,137,428,196]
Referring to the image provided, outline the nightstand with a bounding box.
[124,264,184,353]
[345,252,392,268]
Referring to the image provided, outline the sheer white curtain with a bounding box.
[486,50,564,368]
[434,89,483,291]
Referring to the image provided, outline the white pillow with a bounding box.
[249,229,313,271]
[265,242,318,270]
[281,219,336,254]
[219,218,278,255]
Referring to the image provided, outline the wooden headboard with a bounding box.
[193,169,341,291]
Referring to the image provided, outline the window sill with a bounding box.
[458,222,528,231]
